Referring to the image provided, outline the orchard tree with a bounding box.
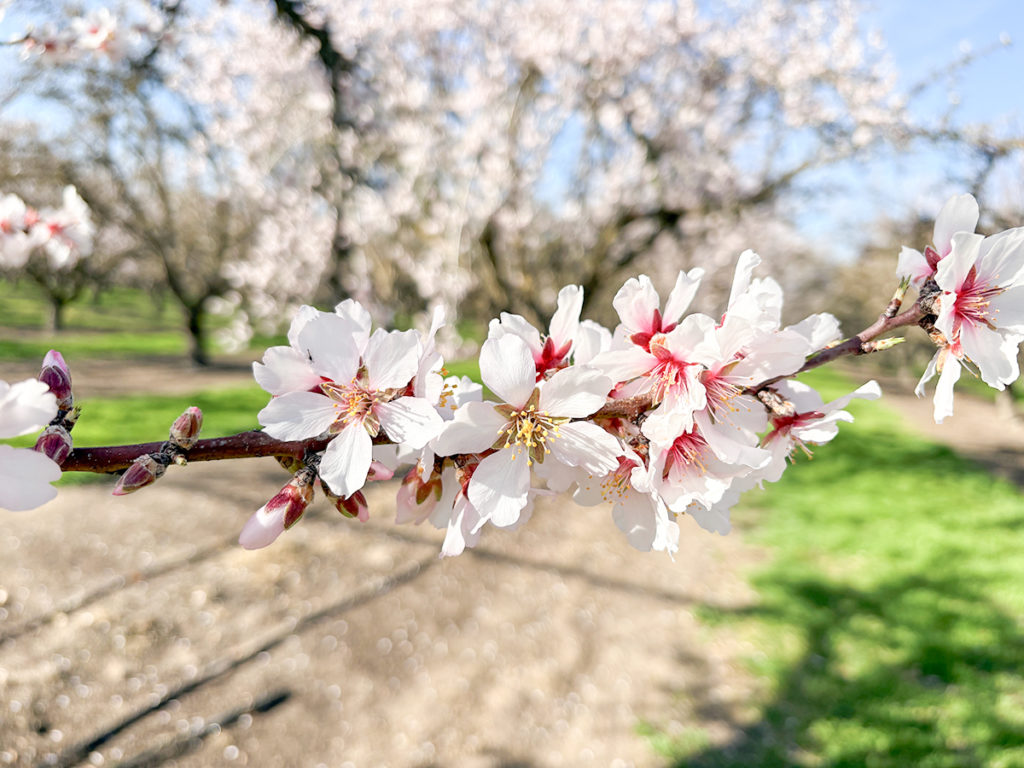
[2,2,336,363]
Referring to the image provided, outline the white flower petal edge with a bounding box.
[0,378,57,438]
[539,366,611,417]
[0,444,61,511]
[434,401,509,456]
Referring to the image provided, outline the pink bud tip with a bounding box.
[34,425,73,466]
[366,460,395,482]
[169,406,203,449]
[112,455,165,496]
[239,475,314,549]
[39,349,73,410]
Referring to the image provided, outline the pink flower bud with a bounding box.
[366,460,394,482]
[34,424,73,465]
[395,465,441,525]
[322,484,369,522]
[112,454,166,496]
[169,406,203,450]
[39,349,73,410]
[239,474,314,550]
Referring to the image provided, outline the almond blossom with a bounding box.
[434,333,621,530]
[897,194,980,286]
[488,284,585,378]
[256,302,444,498]
[916,227,1024,422]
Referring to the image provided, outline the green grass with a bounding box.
[653,367,1024,767]
[0,279,183,332]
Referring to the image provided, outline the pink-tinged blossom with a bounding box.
[760,379,881,482]
[596,312,716,444]
[573,448,679,554]
[650,415,767,520]
[0,193,46,269]
[0,377,60,511]
[897,194,980,286]
[915,228,1024,422]
[434,333,620,530]
[488,284,584,378]
[256,304,443,498]
[612,269,704,351]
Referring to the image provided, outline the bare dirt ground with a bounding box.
[1,359,1021,768]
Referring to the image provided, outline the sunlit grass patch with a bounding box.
[654,367,1024,767]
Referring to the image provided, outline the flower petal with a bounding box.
[253,346,320,396]
[479,334,536,407]
[364,328,419,390]
[663,267,705,323]
[933,355,961,424]
[433,401,509,455]
[0,445,60,511]
[377,396,444,449]
[612,275,660,333]
[933,193,979,256]
[959,322,1018,389]
[296,314,361,384]
[468,449,531,528]
[0,379,57,439]
[258,391,337,440]
[539,365,611,417]
[547,421,621,476]
[238,502,286,550]
[319,425,373,497]
[549,284,584,348]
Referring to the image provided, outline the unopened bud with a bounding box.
[238,473,314,550]
[39,349,73,410]
[169,406,203,450]
[395,465,442,525]
[34,424,73,465]
[323,485,369,522]
[366,460,394,482]
[112,454,166,496]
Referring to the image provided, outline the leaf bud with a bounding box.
[169,406,203,450]
[112,454,166,496]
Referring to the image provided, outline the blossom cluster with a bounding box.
[0,187,94,271]
[245,255,882,556]
[2,193,1022,561]
[898,195,1024,422]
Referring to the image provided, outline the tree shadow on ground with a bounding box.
[679,570,1024,767]
[673,417,1024,767]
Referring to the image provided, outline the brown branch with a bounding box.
[61,431,332,473]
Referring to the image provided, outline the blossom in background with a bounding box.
[0,378,61,511]
[897,193,980,286]
[916,228,1024,422]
